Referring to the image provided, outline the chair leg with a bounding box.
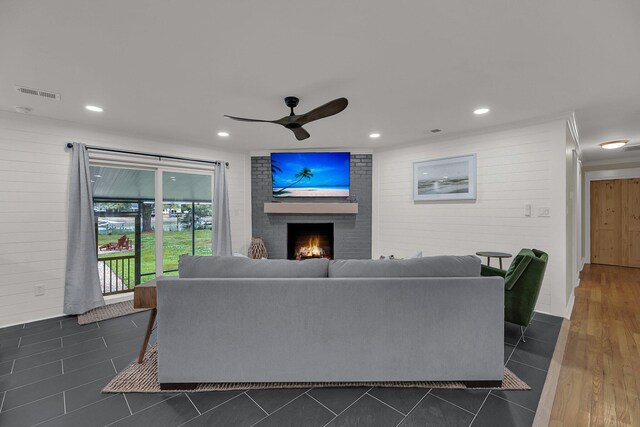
[520,325,526,342]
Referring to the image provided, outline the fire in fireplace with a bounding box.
[287,223,334,260]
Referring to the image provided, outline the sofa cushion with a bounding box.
[179,256,329,278]
[328,255,481,278]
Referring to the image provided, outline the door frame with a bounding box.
[584,167,640,264]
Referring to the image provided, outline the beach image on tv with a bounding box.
[416,160,469,195]
[271,152,350,197]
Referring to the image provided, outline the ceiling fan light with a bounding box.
[599,139,629,150]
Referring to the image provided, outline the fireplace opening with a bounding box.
[287,223,334,260]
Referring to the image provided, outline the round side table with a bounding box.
[476,251,512,269]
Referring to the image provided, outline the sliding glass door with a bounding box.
[90,164,213,293]
[91,165,157,292]
[161,171,212,276]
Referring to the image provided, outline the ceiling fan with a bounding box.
[224,96,348,141]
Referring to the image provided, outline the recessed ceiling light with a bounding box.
[473,107,490,115]
[599,139,629,150]
[85,105,103,112]
[93,174,102,178]
[369,133,381,139]
[217,132,229,137]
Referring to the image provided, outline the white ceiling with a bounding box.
[1,1,640,163]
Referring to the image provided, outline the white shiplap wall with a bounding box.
[372,119,568,316]
[0,111,250,327]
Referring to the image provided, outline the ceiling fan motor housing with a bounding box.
[284,96,299,108]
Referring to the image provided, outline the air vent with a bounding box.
[623,144,640,152]
[14,85,61,101]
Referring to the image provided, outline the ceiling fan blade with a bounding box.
[296,98,348,126]
[223,115,275,123]
[291,126,311,141]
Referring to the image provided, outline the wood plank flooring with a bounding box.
[550,264,640,426]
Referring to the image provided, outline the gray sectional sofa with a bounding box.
[156,255,504,387]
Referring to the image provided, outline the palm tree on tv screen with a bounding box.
[274,167,314,195]
[271,159,282,177]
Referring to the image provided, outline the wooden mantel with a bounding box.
[264,202,358,214]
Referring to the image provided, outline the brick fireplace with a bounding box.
[251,154,372,260]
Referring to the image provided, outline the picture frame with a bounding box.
[413,154,477,201]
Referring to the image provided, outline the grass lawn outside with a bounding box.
[97,229,212,287]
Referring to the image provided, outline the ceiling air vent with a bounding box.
[623,144,640,152]
[14,85,61,101]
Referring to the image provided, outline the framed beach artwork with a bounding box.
[413,154,477,201]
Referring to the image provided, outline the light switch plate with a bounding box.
[538,207,550,217]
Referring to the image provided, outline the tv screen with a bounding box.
[271,152,350,198]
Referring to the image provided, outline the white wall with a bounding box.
[0,111,250,327]
[372,119,568,317]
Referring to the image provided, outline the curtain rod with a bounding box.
[65,143,229,167]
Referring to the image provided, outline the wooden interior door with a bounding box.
[621,178,640,268]
[591,180,621,265]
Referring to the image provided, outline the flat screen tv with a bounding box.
[271,152,350,198]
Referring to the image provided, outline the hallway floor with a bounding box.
[551,264,640,426]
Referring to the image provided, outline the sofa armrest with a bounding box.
[480,264,506,278]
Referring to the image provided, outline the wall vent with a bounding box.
[623,144,640,152]
[14,85,61,101]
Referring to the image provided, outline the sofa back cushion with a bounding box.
[328,255,481,278]
[179,256,330,278]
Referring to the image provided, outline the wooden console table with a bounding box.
[133,279,157,363]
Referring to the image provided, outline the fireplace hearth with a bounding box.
[287,223,334,260]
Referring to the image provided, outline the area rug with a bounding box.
[103,345,529,393]
[78,300,150,325]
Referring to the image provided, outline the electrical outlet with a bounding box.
[34,284,45,296]
[538,207,550,217]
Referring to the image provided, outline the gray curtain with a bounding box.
[212,162,232,256]
[64,143,105,314]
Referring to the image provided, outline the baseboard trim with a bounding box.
[565,292,575,320]
[104,293,133,304]
[532,318,570,427]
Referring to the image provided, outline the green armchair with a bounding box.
[480,248,549,340]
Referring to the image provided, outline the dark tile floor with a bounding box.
[0,311,563,427]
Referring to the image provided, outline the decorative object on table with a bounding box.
[413,154,477,201]
[77,300,150,325]
[480,248,549,341]
[102,344,529,393]
[248,237,268,259]
[379,252,421,260]
[476,251,512,269]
